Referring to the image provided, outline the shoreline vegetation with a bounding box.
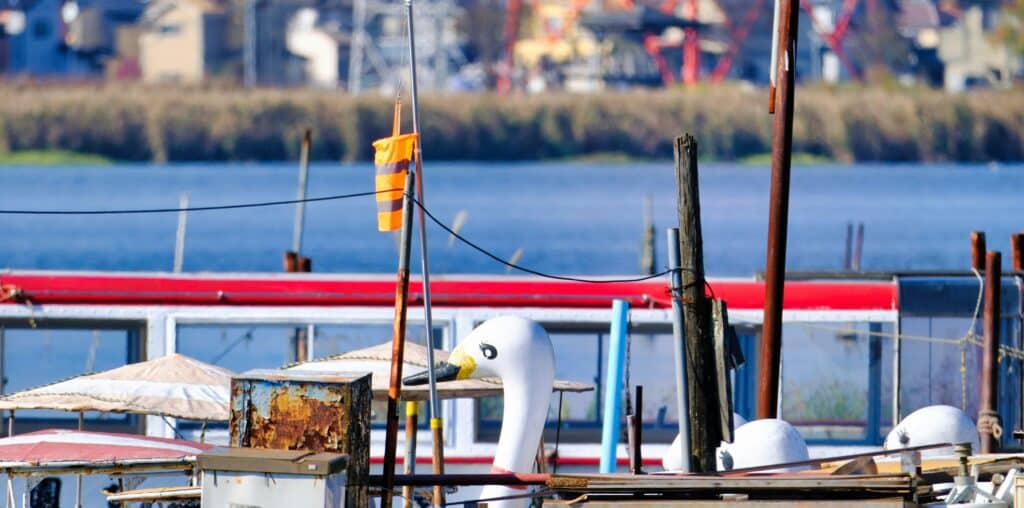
[0,85,1021,163]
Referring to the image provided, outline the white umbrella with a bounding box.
[289,341,592,400]
[0,353,232,421]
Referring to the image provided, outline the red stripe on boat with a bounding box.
[0,272,897,311]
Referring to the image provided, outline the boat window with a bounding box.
[778,321,894,445]
[175,322,445,432]
[313,323,443,359]
[898,315,1021,434]
[177,324,298,373]
[310,323,444,429]
[477,327,683,444]
[0,322,142,434]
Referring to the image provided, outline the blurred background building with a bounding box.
[0,0,1019,90]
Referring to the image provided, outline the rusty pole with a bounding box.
[1011,232,1024,272]
[757,0,799,420]
[971,231,986,271]
[381,170,417,508]
[980,251,1002,454]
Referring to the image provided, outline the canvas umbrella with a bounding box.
[287,340,592,400]
[0,353,232,422]
[288,340,592,491]
[0,429,213,508]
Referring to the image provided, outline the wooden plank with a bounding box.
[549,473,913,493]
[674,134,722,472]
[545,498,909,507]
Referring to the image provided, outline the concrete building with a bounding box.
[138,0,226,83]
[938,5,1019,91]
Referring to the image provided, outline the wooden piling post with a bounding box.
[853,223,864,272]
[1011,232,1024,272]
[631,385,644,474]
[673,134,722,472]
[971,231,986,271]
[843,222,853,270]
[980,251,1002,454]
[758,0,799,419]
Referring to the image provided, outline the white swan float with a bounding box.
[405,315,554,508]
[718,419,810,472]
[885,405,980,457]
[662,412,748,471]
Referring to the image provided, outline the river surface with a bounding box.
[1,161,1022,275]
[1,161,1022,506]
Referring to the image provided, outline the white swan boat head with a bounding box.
[405,315,554,508]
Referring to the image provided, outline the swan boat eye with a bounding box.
[480,342,497,360]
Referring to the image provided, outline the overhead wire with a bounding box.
[0,188,679,284]
[0,190,386,215]
[407,194,676,284]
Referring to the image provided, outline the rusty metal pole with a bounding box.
[382,170,417,508]
[757,0,799,420]
[971,231,986,271]
[1011,233,1024,272]
[980,251,1002,454]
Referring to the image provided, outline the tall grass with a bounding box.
[0,84,1021,162]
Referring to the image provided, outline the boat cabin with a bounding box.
[0,270,1018,469]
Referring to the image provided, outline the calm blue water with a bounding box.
[0,162,1022,275]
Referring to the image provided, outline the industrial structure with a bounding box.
[0,0,1018,89]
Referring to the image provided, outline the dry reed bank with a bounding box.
[0,85,1021,162]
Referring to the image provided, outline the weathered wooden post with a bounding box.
[980,251,1002,454]
[673,134,722,472]
[971,231,986,271]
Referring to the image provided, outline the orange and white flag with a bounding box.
[371,133,417,231]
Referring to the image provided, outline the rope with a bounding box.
[978,409,1004,439]
[962,268,985,410]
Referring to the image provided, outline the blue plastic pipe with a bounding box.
[600,299,630,473]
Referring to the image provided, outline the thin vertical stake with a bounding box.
[292,129,312,255]
[404,0,444,503]
[173,193,188,273]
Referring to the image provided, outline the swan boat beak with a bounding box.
[403,346,477,385]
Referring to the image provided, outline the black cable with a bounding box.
[0,190,388,215]
[409,195,675,284]
[0,185,681,285]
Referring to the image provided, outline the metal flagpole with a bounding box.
[404,1,445,506]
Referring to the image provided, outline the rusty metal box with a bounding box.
[229,369,371,508]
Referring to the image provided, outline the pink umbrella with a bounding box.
[0,429,213,508]
[0,429,213,467]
